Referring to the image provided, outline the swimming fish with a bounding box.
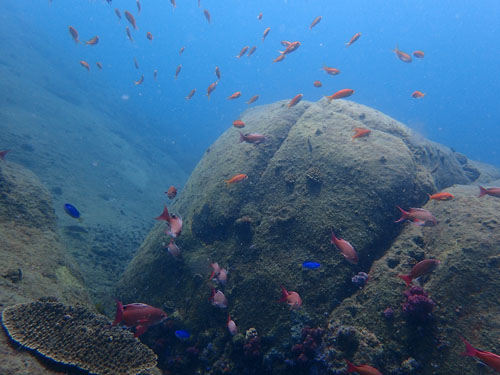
[288,94,303,108]
[96,62,103,70]
[478,186,500,198]
[166,186,177,199]
[179,46,185,55]
[247,46,257,57]
[166,239,180,257]
[262,27,271,42]
[146,32,153,41]
[411,91,425,98]
[330,230,358,264]
[398,259,440,286]
[68,26,79,43]
[64,203,81,219]
[209,287,228,308]
[279,41,301,55]
[393,45,412,63]
[233,120,245,128]
[345,359,382,375]
[227,314,238,335]
[136,0,141,14]
[155,205,183,238]
[124,10,137,30]
[85,36,99,45]
[460,336,500,372]
[313,81,322,87]
[153,70,158,80]
[257,12,263,21]
[323,66,340,75]
[203,9,211,23]
[302,261,321,269]
[326,89,354,101]
[80,60,90,71]
[273,54,286,63]
[0,150,11,161]
[175,330,190,340]
[170,0,176,9]
[112,301,167,337]
[126,26,134,42]
[278,286,302,309]
[135,75,144,85]
[247,95,259,105]
[186,89,196,100]
[413,50,425,58]
[395,206,437,226]
[215,66,221,80]
[352,128,371,139]
[428,192,454,201]
[227,91,241,100]
[225,174,248,186]
[239,132,266,144]
[175,64,182,79]
[134,57,139,69]
[207,81,218,99]
[114,8,121,21]
[236,46,249,58]
[209,262,221,280]
[309,16,322,30]
[345,32,361,47]
[280,41,291,47]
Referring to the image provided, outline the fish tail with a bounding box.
[208,286,215,301]
[330,229,338,245]
[112,300,124,326]
[394,205,409,223]
[478,186,488,198]
[460,336,477,357]
[225,180,231,187]
[239,131,246,143]
[344,359,356,373]
[277,286,288,302]
[397,274,412,287]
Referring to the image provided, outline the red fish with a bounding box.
[96,62,103,70]
[280,41,291,47]
[203,9,211,23]
[0,150,11,161]
[135,74,144,85]
[239,132,266,144]
[124,10,137,30]
[262,27,271,42]
[288,94,303,108]
[209,287,228,308]
[428,192,454,201]
[310,16,322,30]
[313,81,322,88]
[460,336,500,372]
[413,50,425,58]
[278,286,302,309]
[247,95,259,105]
[478,186,500,198]
[155,205,183,238]
[352,128,371,139]
[326,89,354,101]
[215,66,221,80]
[227,314,238,335]
[236,46,249,58]
[395,206,436,226]
[80,60,90,71]
[398,259,440,286]
[179,46,185,55]
[68,26,79,43]
[175,64,182,79]
[233,120,245,128]
[345,32,361,47]
[186,89,196,100]
[393,45,412,63]
[112,301,167,337]
[207,81,218,99]
[126,26,134,42]
[411,91,425,98]
[85,36,99,45]
[209,262,221,280]
[225,174,248,186]
[323,66,340,75]
[166,239,180,257]
[146,32,153,41]
[247,46,257,57]
[227,91,241,100]
[345,359,381,375]
[257,12,263,21]
[273,54,286,63]
[280,41,301,55]
[115,8,122,20]
[165,186,177,199]
[330,230,358,264]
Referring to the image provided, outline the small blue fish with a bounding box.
[64,203,81,219]
[175,330,190,340]
[302,261,320,269]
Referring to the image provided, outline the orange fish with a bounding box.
[146,32,153,41]
[278,286,302,309]
[273,54,286,63]
[186,89,196,100]
[257,12,263,21]
[413,50,425,58]
[236,46,249,58]
[393,45,412,63]
[345,359,381,375]
[398,259,440,286]
[460,336,500,372]
[345,32,361,47]
[411,90,425,98]
[239,132,266,144]
[225,174,248,186]
[79,60,90,71]
[326,89,354,101]
[86,36,99,45]
[352,128,371,139]
[331,230,358,264]
[68,26,79,43]
[166,186,177,199]
[323,66,340,75]
[124,10,137,30]
[280,41,301,55]
[309,16,322,30]
[215,66,221,80]
[126,26,134,42]
[179,46,185,55]
[227,91,241,100]
[136,0,141,14]
[203,9,211,23]
[428,192,454,201]
[175,64,182,79]
[115,8,122,21]
[135,75,144,85]
[247,46,257,57]
[288,94,303,108]
[154,205,183,238]
[233,120,245,128]
[262,27,271,41]
[207,81,218,99]
[96,62,103,70]
[247,95,259,105]
[313,81,322,88]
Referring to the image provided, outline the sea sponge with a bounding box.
[1,300,158,375]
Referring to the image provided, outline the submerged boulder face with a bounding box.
[117,99,495,372]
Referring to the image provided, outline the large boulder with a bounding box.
[116,99,499,373]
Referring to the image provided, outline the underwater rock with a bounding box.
[1,300,158,375]
[117,99,500,374]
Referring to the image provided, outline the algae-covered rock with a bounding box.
[116,99,498,373]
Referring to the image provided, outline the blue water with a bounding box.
[4,0,500,165]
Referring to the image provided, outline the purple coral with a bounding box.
[402,286,435,323]
[288,326,323,366]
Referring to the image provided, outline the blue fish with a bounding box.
[302,261,321,269]
[175,330,190,340]
[64,203,81,219]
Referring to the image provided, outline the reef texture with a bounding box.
[2,300,158,375]
[117,99,500,374]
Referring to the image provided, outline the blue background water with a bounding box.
[4,0,500,167]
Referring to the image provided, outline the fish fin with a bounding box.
[344,359,356,373]
[411,219,425,226]
[330,229,338,245]
[277,286,288,302]
[478,186,488,198]
[134,325,148,337]
[394,206,409,223]
[397,274,412,287]
[239,131,246,143]
[154,205,170,221]
[208,286,215,301]
[112,300,124,326]
[460,336,477,357]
